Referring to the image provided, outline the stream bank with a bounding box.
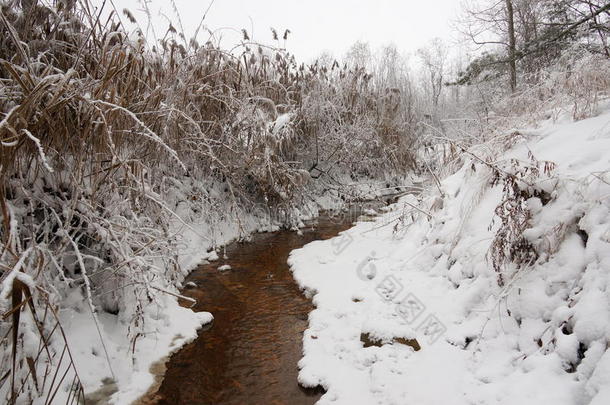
[134,201,388,405]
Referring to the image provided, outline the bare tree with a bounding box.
[459,0,519,92]
[505,0,517,92]
[314,50,336,68]
[345,40,373,70]
[458,0,610,91]
[417,38,448,109]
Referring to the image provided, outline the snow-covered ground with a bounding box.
[289,108,610,404]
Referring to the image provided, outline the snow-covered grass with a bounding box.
[289,107,610,405]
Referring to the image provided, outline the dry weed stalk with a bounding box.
[487,152,556,286]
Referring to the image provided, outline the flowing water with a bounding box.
[138,203,385,405]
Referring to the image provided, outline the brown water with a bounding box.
[141,204,381,405]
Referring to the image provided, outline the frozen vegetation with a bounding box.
[0,0,609,404]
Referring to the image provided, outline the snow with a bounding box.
[63,293,213,405]
[289,108,610,404]
[206,250,219,262]
[271,113,293,136]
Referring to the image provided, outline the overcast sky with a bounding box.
[102,0,461,63]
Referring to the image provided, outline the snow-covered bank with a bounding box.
[289,108,610,404]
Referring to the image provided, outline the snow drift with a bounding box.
[289,106,610,405]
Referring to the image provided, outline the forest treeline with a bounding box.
[0,0,608,403]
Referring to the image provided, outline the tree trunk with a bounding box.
[588,2,610,58]
[505,0,517,93]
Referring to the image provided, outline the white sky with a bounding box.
[101,0,461,63]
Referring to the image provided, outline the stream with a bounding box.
[137,202,386,405]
